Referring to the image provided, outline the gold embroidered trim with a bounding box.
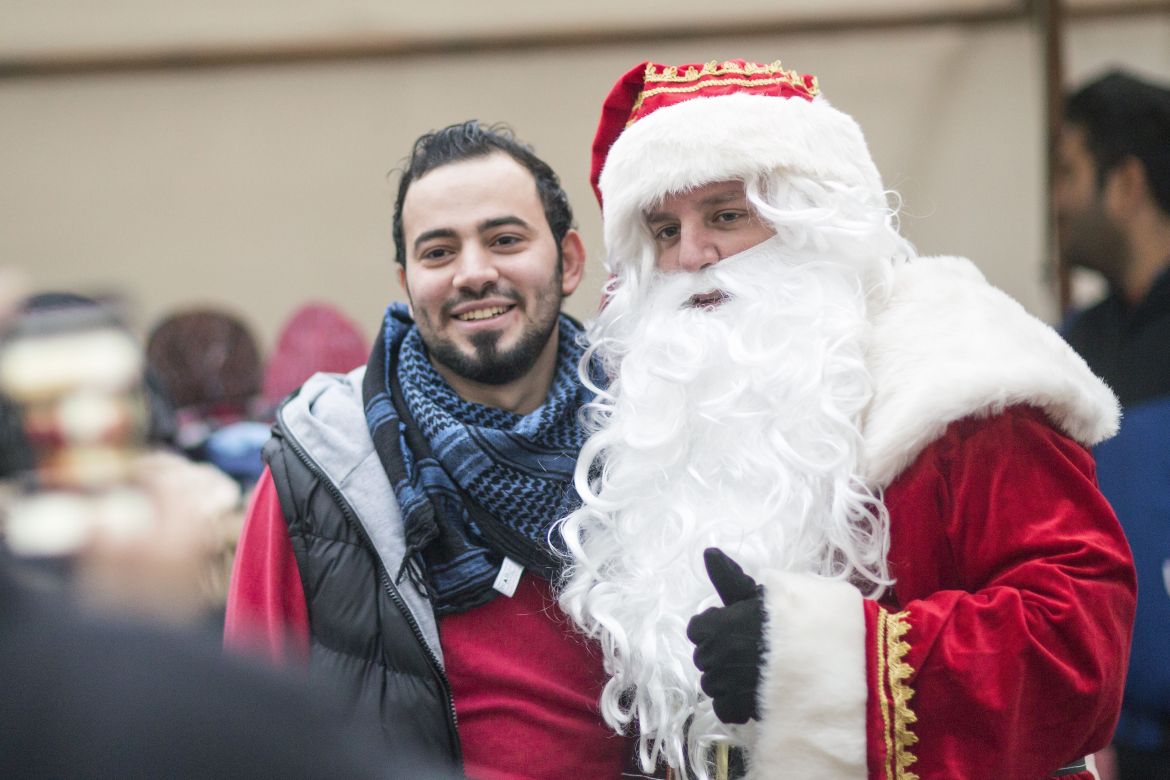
[644,59,801,83]
[876,610,894,780]
[879,609,920,780]
[624,61,819,126]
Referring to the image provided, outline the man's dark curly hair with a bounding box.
[391,120,574,267]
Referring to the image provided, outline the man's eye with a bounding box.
[714,210,746,224]
[419,247,452,262]
[653,225,679,241]
[493,234,523,248]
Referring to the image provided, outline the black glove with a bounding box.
[685,548,766,725]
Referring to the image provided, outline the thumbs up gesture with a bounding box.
[686,548,766,724]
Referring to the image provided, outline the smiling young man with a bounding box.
[558,60,1137,780]
[225,121,630,778]
[397,152,581,412]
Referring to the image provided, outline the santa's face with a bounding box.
[644,180,776,275]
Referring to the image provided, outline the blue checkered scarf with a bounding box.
[363,303,593,615]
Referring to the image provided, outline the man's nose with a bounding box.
[452,246,500,292]
[676,226,722,273]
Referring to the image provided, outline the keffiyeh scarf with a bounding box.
[363,303,593,615]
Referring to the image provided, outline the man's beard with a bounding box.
[1058,199,1130,289]
[559,235,890,775]
[420,262,563,386]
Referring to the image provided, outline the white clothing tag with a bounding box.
[492,557,524,597]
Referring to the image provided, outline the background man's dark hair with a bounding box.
[391,120,574,267]
[1065,70,1170,216]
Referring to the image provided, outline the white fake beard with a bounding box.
[559,235,891,777]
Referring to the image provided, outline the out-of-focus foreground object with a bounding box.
[0,293,244,626]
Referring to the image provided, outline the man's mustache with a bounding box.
[440,286,522,317]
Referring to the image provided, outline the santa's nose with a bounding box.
[677,228,722,273]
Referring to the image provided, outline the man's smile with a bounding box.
[447,296,519,326]
[453,304,515,322]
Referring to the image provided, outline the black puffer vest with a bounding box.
[264,368,460,770]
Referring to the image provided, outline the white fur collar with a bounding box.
[861,255,1119,488]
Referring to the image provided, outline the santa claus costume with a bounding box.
[558,60,1136,780]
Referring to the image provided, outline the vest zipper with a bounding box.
[274,423,463,768]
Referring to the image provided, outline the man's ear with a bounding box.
[559,229,587,297]
[396,264,413,317]
[1104,155,1150,220]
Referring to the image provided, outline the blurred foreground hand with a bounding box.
[76,450,243,625]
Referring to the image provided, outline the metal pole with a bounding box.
[1035,0,1069,314]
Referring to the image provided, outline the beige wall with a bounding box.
[1,11,1168,352]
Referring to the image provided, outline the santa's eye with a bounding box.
[652,224,680,241]
[713,210,747,225]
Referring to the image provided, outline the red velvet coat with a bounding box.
[751,258,1136,780]
[755,407,1134,780]
[877,407,1131,778]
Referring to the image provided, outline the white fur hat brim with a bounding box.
[597,92,884,271]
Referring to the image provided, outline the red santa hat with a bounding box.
[590,59,886,270]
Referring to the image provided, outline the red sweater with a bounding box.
[225,470,629,779]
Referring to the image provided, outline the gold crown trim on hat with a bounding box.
[625,61,819,126]
[625,75,820,127]
[644,59,808,85]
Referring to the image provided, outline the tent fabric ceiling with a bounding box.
[2,1,1027,62]
[2,1,1165,73]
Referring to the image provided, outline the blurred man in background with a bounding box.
[1058,70,1170,780]
[226,121,632,777]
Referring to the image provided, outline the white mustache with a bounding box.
[645,234,792,308]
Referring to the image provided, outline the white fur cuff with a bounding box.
[749,572,867,779]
